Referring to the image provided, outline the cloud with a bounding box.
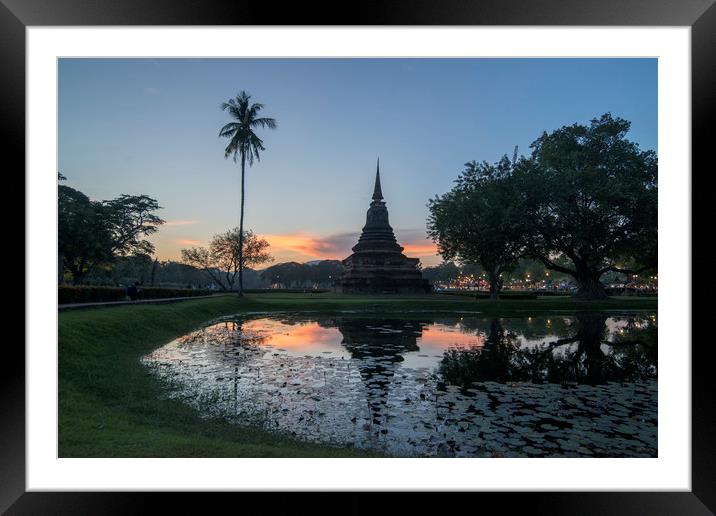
[402,242,439,256]
[176,238,202,246]
[264,232,358,260]
[263,229,438,262]
[395,229,439,257]
[157,229,440,266]
[145,86,159,95]
[164,220,200,227]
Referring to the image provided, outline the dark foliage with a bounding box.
[59,286,215,304]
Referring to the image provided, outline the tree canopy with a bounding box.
[427,114,657,300]
[427,155,527,298]
[58,178,164,284]
[219,91,278,165]
[517,114,657,298]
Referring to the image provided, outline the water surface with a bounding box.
[143,312,657,457]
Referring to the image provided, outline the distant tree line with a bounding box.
[259,260,344,289]
[422,259,574,287]
[428,114,657,300]
[80,254,268,290]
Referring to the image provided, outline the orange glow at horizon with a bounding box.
[402,241,439,256]
[175,238,202,246]
[153,231,440,267]
[263,232,439,265]
[164,220,200,227]
[263,232,337,260]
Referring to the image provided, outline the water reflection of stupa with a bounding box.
[336,160,431,294]
[331,317,430,422]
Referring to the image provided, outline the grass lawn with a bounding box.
[59,292,657,457]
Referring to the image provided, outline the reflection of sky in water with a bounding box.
[237,319,489,361]
[241,319,350,358]
[151,314,657,376]
[186,316,650,362]
[143,313,657,457]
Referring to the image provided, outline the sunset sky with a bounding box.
[58,58,657,268]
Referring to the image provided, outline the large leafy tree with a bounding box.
[58,183,113,284]
[101,195,164,257]
[427,156,527,299]
[518,114,657,299]
[58,176,164,283]
[219,91,277,295]
[181,228,273,291]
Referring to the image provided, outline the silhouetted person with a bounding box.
[127,281,140,301]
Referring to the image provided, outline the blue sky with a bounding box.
[58,58,657,266]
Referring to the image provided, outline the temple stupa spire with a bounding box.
[372,157,383,201]
[336,158,431,294]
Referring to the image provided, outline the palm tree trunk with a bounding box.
[238,152,245,296]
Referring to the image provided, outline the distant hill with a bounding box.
[260,260,343,288]
[305,259,343,266]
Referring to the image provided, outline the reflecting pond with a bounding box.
[142,312,657,457]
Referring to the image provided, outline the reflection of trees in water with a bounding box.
[177,319,269,349]
[174,313,656,409]
[440,313,658,387]
[608,315,658,381]
[473,316,574,341]
[175,319,271,412]
[440,319,521,386]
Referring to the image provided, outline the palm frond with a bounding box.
[218,122,240,137]
[219,91,276,164]
[251,117,277,130]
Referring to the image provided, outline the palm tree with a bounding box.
[219,91,277,295]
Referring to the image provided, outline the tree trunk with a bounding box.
[68,259,86,285]
[71,269,85,285]
[487,268,502,300]
[58,253,65,284]
[485,318,502,348]
[573,272,609,300]
[539,254,610,300]
[238,153,245,296]
[150,258,158,286]
[574,313,608,384]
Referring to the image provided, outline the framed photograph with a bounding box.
[5,0,713,512]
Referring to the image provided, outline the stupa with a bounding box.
[336,159,431,294]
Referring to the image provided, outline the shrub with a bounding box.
[241,288,331,294]
[58,285,215,304]
[58,286,127,304]
[436,290,538,300]
[474,291,538,300]
[135,287,214,300]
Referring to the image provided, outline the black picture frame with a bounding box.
[4,0,713,513]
